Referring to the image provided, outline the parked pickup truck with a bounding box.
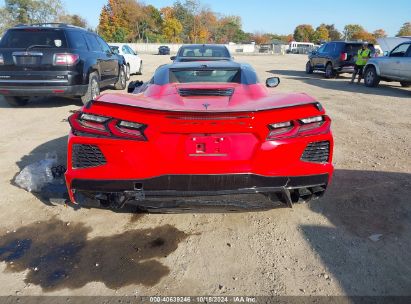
[363,41,411,88]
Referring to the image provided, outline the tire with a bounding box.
[137,61,143,75]
[400,81,411,88]
[364,66,380,87]
[126,64,131,80]
[305,61,313,74]
[81,72,100,104]
[4,96,29,107]
[324,63,335,79]
[114,66,127,90]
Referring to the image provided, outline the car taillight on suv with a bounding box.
[0,54,4,65]
[340,52,348,61]
[53,53,79,66]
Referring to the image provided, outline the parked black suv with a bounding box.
[306,41,375,78]
[0,23,127,106]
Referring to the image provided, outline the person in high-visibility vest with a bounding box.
[350,42,371,84]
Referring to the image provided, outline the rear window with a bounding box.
[179,46,230,58]
[170,69,241,83]
[344,43,375,54]
[0,29,68,48]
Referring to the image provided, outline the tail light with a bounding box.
[267,121,297,140]
[68,112,147,141]
[267,115,331,140]
[108,120,146,141]
[340,52,348,61]
[53,53,79,66]
[298,115,330,136]
[0,54,4,65]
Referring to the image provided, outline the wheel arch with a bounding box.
[83,62,101,84]
[365,63,380,76]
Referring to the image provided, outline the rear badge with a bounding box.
[202,103,210,110]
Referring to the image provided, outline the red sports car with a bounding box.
[65,61,334,210]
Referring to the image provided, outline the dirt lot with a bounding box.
[0,54,410,297]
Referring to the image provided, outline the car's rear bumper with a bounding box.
[69,173,330,208]
[0,84,88,96]
[337,65,355,73]
[71,173,329,195]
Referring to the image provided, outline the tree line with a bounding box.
[97,0,411,44]
[97,0,292,44]
[1,0,410,45]
[293,23,411,44]
[0,0,89,33]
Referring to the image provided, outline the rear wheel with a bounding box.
[305,61,313,74]
[4,96,29,107]
[364,66,380,87]
[114,66,127,90]
[324,63,335,79]
[81,72,100,104]
[400,81,411,88]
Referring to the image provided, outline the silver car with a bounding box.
[363,41,411,88]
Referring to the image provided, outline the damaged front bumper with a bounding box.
[69,174,330,209]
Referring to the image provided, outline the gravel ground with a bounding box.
[0,54,410,297]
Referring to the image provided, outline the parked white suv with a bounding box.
[363,41,411,88]
[109,44,142,80]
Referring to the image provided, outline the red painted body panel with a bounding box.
[65,82,334,205]
[95,83,317,112]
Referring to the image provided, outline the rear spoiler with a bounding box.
[92,93,323,113]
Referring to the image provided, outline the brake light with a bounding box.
[0,54,4,65]
[267,115,331,140]
[69,112,110,136]
[298,115,330,136]
[340,52,348,61]
[108,120,147,140]
[68,112,147,141]
[267,121,296,140]
[53,53,79,66]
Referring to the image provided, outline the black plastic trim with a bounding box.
[71,174,329,194]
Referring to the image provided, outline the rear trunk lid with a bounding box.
[0,28,71,80]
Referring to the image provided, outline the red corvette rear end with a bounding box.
[65,61,333,210]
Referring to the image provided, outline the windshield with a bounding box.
[0,29,68,48]
[179,46,230,58]
[170,69,241,83]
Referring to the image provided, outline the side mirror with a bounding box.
[127,80,144,93]
[383,51,389,57]
[170,56,176,61]
[311,51,317,56]
[266,77,280,88]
